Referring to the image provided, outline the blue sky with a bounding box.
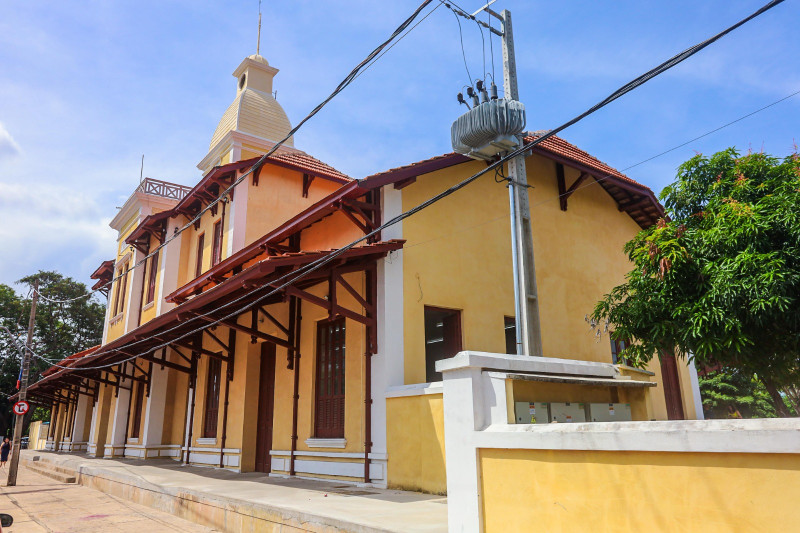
[0,0,798,291]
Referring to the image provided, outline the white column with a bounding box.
[87,401,99,454]
[369,187,405,486]
[142,365,169,451]
[71,394,90,446]
[157,219,181,316]
[124,249,146,333]
[440,364,484,533]
[108,381,131,456]
[229,154,248,255]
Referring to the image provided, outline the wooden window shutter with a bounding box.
[314,318,346,438]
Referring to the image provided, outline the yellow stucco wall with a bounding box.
[243,166,342,246]
[479,448,800,533]
[400,155,694,418]
[385,393,447,494]
[176,200,231,290]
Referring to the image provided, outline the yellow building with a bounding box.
[29,49,702,493]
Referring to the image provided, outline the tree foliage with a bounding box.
[592,148,800,416]
[0,271,104,435]
[699,369,777,419]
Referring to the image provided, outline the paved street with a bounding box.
[0,464,217,533]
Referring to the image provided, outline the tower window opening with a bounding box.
[239,74,246,90]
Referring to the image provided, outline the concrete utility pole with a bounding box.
[7,279,39,486]
[475,3,543,356]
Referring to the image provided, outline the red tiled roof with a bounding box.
[267,150,353,183]
[524,132,647,190]
[41,345,100,377]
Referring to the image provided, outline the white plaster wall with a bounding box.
[157,218,182,316]
[109,381,132,447]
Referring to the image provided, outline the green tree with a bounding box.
[699,369,776,419]
[0,271,105,436]
[592,148,800,416]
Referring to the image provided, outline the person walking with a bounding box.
[1,437,11,468]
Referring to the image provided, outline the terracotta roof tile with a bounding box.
[268,150,353,183]
[524,131,650,191]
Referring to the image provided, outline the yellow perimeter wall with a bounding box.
[479,448,800,533]
[386,394,446,494]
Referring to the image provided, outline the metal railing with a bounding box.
[136,178,192,201]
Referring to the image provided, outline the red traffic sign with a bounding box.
[13,401,29,416]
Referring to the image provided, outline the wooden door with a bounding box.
[660,353,685,420]
[255,342,276,473]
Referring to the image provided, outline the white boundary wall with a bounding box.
[437,351,800,533]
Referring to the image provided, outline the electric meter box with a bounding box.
[514,402,550,424]
[587,403,632,422]
[549,402,587,423]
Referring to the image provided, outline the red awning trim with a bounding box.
[27,240,403,396]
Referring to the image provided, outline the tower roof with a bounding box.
[209,55,293,151]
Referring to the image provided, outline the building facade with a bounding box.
[29,51,702,492]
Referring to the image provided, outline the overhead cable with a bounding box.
[32,0,435,305]
[24,0,788,374]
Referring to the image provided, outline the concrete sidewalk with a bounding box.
[21,451,447,532]
[0,462,217,532]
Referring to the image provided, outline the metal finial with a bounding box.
[257,0,262,56]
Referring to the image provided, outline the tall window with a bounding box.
[113,262,129,316]
[145,249,159,305]
[211,220,223,266]
[504,316,517,355]
[195,233,205,278]
[424,306,462,383]
[130,380,145,439]
[315,318,346,438]
[202,357,222,438]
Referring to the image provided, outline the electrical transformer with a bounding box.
[451,98,527,161]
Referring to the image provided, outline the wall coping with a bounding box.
[436,351,620,378]
[477,418,800,454]
[385,382,444,398]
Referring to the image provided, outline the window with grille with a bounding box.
[202,357,222,438]
[504,316,517,355]
[424,306,462,383]
[145,249,159,305]
[130,380,145,439]
[212,220,223,266]
[196,233,205,278]
[314,318,346,438]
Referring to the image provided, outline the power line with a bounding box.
[403,88,800,252]
[32,0,436,306]
[22,0,787,375]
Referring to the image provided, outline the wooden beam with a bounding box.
[204,329,230,352]
[140,352,192,375]
[257,307,290,336]
[336,273,374,314]
[196,315,295,352]
[339,205,371,235]
[556,163,568,211]
[564,172,590,199]
[282,285,374,327]
[168,337,225,360]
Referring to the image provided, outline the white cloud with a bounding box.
[0,182,115,286]
[0,123,20,159]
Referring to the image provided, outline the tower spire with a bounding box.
[257,0,262,56]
